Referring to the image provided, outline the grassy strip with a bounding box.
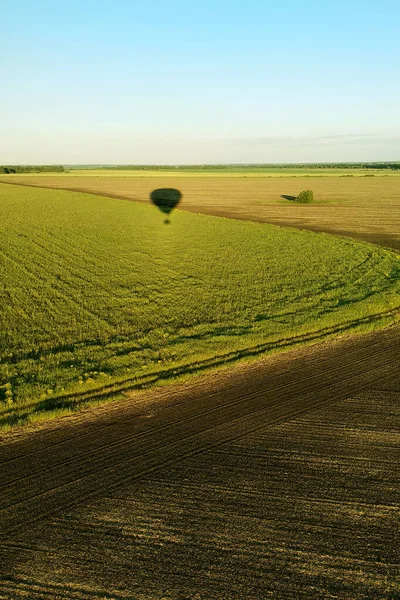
[1,307,398,430]
[3,167,400,178]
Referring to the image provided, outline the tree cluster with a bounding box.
[97,162,400,171]
[0,165,64,174]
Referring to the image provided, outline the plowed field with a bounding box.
[1,326,399,598]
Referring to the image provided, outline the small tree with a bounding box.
[296,189,313,203]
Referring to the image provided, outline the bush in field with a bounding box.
[296,189,313,203]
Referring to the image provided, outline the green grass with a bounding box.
[1,182,399,428]
[64,167,400,177]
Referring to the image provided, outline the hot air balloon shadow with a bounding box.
[150,188,182,224]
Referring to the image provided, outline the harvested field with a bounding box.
[2,172,400,250]
[1,326,399,598]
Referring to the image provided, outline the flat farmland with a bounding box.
[1,326,399,599]
[2,171,400,250]
[1,175,399,598]
[2,182,399,428]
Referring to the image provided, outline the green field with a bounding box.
[1,182,400,428]
[19,166,400,177]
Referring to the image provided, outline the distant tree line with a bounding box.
[359,162,400,170]
[96,162,400,171]
[3,163,397,173]
[298,162,400,170]
[0,165,64,174]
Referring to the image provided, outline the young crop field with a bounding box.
[1,182,399,428]
[3,170,400,250]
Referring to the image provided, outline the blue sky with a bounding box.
[2,0,399,163]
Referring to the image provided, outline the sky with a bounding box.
[1,0,400,164]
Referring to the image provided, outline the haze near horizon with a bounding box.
[1,0,399,164]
